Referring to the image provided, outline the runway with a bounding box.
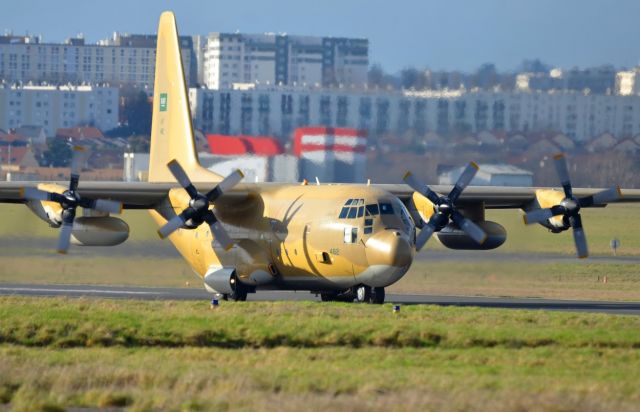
[1,283,640,315]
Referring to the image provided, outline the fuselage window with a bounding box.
[344,226,357,243]
[357,206,364,218]
[347,207,358,219]
[365,204,379,216]
[379,203,394,215]
[339,208,349,219]
[345,199,353,206]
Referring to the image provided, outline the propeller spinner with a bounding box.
[523,153,622,258]
[157,159,244,251]
[404,162,487,251]
[20,146,123,254]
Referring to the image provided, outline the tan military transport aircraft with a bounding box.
[1,12,639,303]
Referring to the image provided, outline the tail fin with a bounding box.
[148,11,221,183]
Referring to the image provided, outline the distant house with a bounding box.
[506,133,529,152]
[586,132,617,152]
[477,131,500,146]
[14,125,47,144]
[524,138,561,158]
[0,146,39,171]
[551,133,575,151]
[612,138,640,154]
[55,126,105,141]
[422,131,445,149]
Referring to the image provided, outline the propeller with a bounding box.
[157,159,243,251]
[523,153,622,258]
[404,162,487,251]
[20,145,123,254]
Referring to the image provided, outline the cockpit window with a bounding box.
[365,204,379,216]
[339,198,365,219]
[379,203,394,215]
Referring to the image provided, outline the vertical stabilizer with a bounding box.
[148,11,221,183]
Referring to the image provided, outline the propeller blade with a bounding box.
[523,208,555,225]
[403,172,441,205]
[579,186,622,207]
[21,187,52,202]
[553,153,573,199]
[91,199,123,214]
[451,210,487,245]
[570,214,588,258]
[57,222,73,254]
[206,169,245,202]
[204,212,234,251]
[157,213,186,239]
[415,222,437,251]
[167,159,198,198]
[448,162,479,202]
[69,146,86,191]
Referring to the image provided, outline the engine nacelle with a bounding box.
[436,220,506,250]
[70,216,129,246]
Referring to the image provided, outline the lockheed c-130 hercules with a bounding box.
[1,12,639,304]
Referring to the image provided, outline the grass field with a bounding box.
[1,297,640,411]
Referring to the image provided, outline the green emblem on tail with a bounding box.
[159,93,168,111]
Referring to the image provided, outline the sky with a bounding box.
[1,0,639,73]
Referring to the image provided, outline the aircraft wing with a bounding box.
[377,184,640,208]
[0,181,258,209]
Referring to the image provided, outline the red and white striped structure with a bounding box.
[293,127,367,183]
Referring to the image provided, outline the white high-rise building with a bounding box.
[0,84,119,136]
[189,86,640,142]
[200,33,368,90]
[0,33,196,89]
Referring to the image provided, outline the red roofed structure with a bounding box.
[55,127,104,140]
[206,135,283,156]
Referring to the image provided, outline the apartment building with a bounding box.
[199,32,368,90]
[189,86,640,142]
[0,33,196,89]
[0,84,119,136]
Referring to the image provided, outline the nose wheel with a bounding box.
[221,274,248,302]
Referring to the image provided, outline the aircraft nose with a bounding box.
[365,229,414,268]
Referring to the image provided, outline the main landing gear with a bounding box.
[355,285,385,304]
[320,286,386,304]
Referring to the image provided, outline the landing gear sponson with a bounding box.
[318,285,386,304]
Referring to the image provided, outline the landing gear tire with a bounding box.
[370,287,385,304]
[223,274,248,302]
[355,285,372,303]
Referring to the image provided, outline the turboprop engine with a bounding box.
[70,216,129,246]
[436,220,506,250]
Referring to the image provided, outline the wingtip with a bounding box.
[522,215,528,225]
[469,161,479,170]
[72,145,86,152]
[157,229,166,240]
[402,171,412,181]
[553,153,565,160]
[18,187,25,198]
[616,185,623,198]
[57,249,68,255]
[118,203,124,214]
[236,169,245,179]
[224,243,234,251]
[167,159,178,168]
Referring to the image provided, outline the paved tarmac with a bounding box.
[1,283,640,315]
